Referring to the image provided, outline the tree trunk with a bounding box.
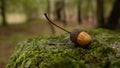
[47,0,51,18]
[54,0,62,21]
[1,0,7,26]
[62,0,67,26]
[96,0,104,27]
[77,0,82,24]
[47,0,55,35]
[106,0,120,30]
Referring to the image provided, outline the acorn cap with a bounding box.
[70,29,92,47]
[70,29,82,44]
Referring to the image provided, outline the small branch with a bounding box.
[44,13,71,34]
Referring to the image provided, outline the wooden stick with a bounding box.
[44,13,71,34]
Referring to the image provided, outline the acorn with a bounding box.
[44,13,92,47]
[70,29,92,47]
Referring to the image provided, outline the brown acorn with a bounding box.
[44,13,92,47]
[70,29,92,47]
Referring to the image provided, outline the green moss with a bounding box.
[7,28,120,68]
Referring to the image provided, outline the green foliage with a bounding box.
[6,0,41,12]
[7,29,120,68]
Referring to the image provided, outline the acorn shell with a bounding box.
[70,29,92,47]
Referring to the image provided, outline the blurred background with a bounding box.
[0,0,120,67]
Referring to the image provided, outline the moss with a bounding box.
[7,28,120,68]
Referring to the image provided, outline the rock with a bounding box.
[7,28,120,68]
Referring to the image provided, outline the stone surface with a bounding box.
[7,28,120,68]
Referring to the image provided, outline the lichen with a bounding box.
[7,28,120,68]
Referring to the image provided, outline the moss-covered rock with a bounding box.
[7,28,120,68]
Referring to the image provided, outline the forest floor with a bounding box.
[0,19,94,68]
